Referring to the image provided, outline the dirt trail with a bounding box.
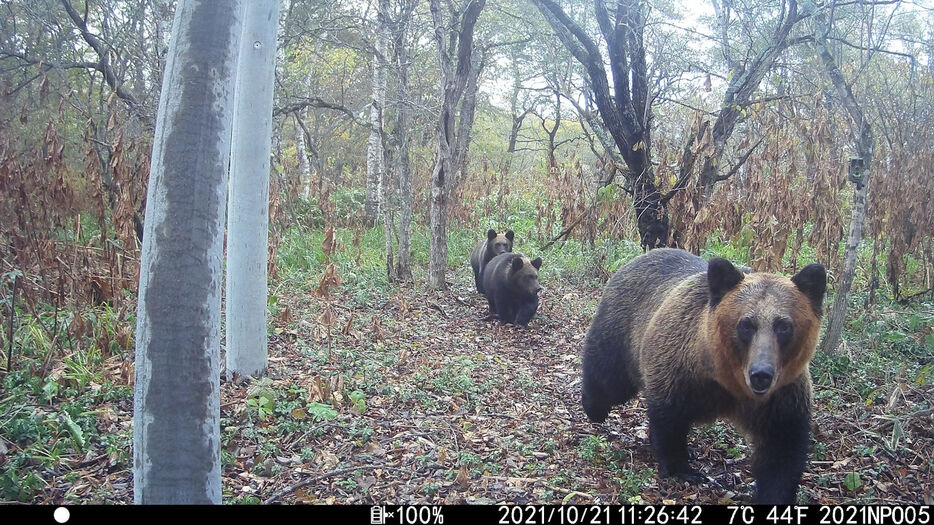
[223,278,932,504]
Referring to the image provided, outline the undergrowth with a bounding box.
[1,211,932,503]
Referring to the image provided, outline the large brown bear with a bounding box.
[470,229,514,294]
[481,253,543,325]
[581,248,825,504]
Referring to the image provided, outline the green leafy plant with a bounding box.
[307,402,338,421]
[577,435,608,462]
[348,390,366,413]
[844,472,862,493]
[246,395,275,420]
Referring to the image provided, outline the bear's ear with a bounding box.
[531,257,542,270]
[511,256,524,272]
[505,230,515,241]
[487,229,498,240]
[792,264,826,317]
[708,258,744,307]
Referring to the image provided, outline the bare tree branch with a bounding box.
[274,98,366,126]
[713,138,763,182]
[59,0,141,113]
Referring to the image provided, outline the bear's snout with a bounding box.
[748,363,775,394]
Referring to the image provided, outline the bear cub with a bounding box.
[581,248,826,504]
[481,253,543,326]
[470,229,514,294]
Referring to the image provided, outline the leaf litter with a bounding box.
[11,274,933,504]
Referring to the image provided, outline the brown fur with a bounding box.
[470,229,514,294]
[641,272,820,405]
[581,248,825,504]
[482,253,543,325]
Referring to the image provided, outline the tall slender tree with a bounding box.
[388,0,419,281]
[133,0,242,504]
[365,0,389,225]
[427,0,486,289]
[810,1,875,353]
[226,0,279,378]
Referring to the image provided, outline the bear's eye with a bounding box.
[773,318,793,345]
[737,317,756,343]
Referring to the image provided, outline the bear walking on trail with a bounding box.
[481,253,543,326]
[581,248,826,504]
[470,229,514,294]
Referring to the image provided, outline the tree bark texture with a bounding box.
[133,0,242,504]
[226,0,279,379]
[427,0,486,289]
[392,0,417,281]
[375,0,396,281]
[294,111,312,199]
[365,1,389,225]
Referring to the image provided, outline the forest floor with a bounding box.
[12,272,934,505]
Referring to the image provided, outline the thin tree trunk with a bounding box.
[392,1,415,281]
[823,181,870,353]
[428,153,451,289]
[295,111,312,199]
[395,121,413,280]
[813,2,874,354]
[866,238,880,307]
[364,104,384,224]
[427,0,485,289]
[365,5,388,226]
[506,58,530,155]
[292,51,314,200]
[133,0,242,504]
[374,0,396,281]
[452,51,483,190]
[226,0,278,378]
[542,91,561,170]
[382,169,396,282]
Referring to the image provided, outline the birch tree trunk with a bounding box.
[284,2,312,200]
[365,4,388,226]
[295,110,312,199]
[226,0,279,378]
[294,71,318,200]
[427,0,486,289]
[133,0,242,504]
[812,3,874,354]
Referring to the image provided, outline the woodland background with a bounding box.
[0,0,932,504]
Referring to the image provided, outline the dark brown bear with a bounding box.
[581,248,825,504]
[481,253,543,325]
[470,229,514,294]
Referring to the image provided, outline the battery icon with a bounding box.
[370,506,386,525]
